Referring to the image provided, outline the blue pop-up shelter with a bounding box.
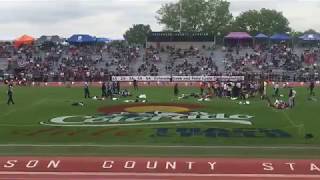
[270,33,291,41]
[270,33,292,46]
[255,33,269,39]
[67,34,96,44]
[96,37,111,43]
[254,33,269,47]
[299,34,320,41]
[298,33,320,47]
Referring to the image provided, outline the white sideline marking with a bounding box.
[0,171,319,178]
[0,179,146,180]
[0,118,253,127]
[0,179,163,180]
[0,144,320,150]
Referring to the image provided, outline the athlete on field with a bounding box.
[133,79,138,90]
[288,88,296,108]
[174,83,179,96]
[101,82,107,98]
[309,80,315,96]
[7,84,14,105]
[84,82,90,98]
[273,82,280,97]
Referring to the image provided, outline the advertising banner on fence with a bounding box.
[112,76,244,82]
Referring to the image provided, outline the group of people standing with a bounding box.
[273,81,317,109]
[3,80,317,109]
[84,81,121,99]
[173,80,318,110]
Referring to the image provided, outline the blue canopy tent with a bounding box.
[254,33,269,47]
[299,34,320,41]
[96,37,111,43]
[67,34,96,44]
[270,33,293,47]
[270,33,291,41]
[255,33,269,39]
[298,34,320,47]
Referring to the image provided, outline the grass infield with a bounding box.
[0,85,320,158]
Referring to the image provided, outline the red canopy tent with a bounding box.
[14,35,35,48]
[225,32,252,39]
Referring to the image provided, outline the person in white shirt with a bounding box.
[288,88,296,108]
[263,81,268,97]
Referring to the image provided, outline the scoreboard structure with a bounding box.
[146,32,215,49]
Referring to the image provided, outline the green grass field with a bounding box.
[0,85,320,158]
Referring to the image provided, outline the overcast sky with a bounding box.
[0,0,319,40]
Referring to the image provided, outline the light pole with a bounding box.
[287,31,293,49]
[179,0,183,33]
[214,32,221,48]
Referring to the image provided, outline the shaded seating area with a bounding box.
[269,33,292,47]
[36,35,65,49]
[270,33,291,41]
[224,32,253,47]
[67,34,96,45]
[255,33,269,39]
[299,33,320,41]
[298,34,320,65]
[96,37,111,44]
[37,35,63,44]
[254,33,269,49]
[298,33,320,48]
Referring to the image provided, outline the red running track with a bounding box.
[0,157,320,180]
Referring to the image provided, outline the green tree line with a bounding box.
[124,0,316,45]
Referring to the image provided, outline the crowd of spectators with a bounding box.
[223,43,320,81]
[138,61,159,76]
[0,41,137,82]
[1,40,320,83]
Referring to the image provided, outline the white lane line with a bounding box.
[0,144,320,150]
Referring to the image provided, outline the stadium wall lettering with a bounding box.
[1,158,320,174]
[21,81,320,88]
[111,76,244,82]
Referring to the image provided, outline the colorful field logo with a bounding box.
[41,112,254,127]
[124,105,190,113]
[97,103,202,114]
[40,104,254,127]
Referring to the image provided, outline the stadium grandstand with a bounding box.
[0,32,319,83]
[2,1,320,179]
